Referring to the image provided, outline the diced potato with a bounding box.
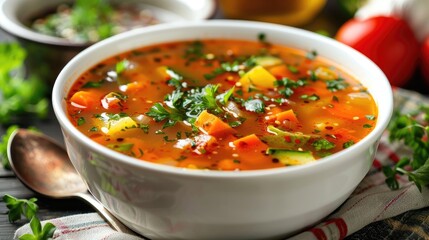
[107,116,138,136]
[232,134,267,151]
[239,65,276,90]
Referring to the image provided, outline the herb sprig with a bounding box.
[383,105,429,191]
[146,84,234,128]
[3,194,56,240]
[0,43,49,124]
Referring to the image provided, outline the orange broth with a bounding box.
[66,38,377,170]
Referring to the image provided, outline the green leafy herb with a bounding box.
[77,117,86,126]
[0,43,49,124]
[343,140,355,149]
[204,57,256,80]
[326,78,349,92]
[312,139,336,151]
[301,94,320,101]
[146,103,184,128]
[184,41,205,64]
[146,84,237,128]
[384,105,429,191]
[274,78,307,98]
[82,80,105,88]
[363,124,372,128]
[3,194,38,223]
[306,50,318,60]
[366,115,376,120]
[287,65,299,74]
[115,59,130,75]
[18,216,56,240]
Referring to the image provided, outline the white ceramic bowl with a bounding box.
[52,20,393,240]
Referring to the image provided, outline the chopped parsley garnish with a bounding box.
[306,50,318,60]
[82,80,105,88]
[204,57,256,80]
[326,78,349,92]
[365,115,376,120]
[147,84,232,128]
[115,59,130,75]
[184,41,205,64]
[77,117,86,126]
[287,65,299,74]
[301,94,320,101]
[343,140,355,149]
[363,124,372,128]
[312,139,336,151]
[274,78,307,98]
[166,68,186,89]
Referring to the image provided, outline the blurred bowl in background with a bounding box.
[0,0,215,85]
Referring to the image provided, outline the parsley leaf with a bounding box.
[383,105,429,191]
[0,43,49,124]
[326,78,349,92]
[312,139,336,151]
[3,194,38,223]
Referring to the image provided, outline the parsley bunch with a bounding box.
[383,105,429,191]
[0,43,49,124]
[3,194,56,240]
[147,84,233,128]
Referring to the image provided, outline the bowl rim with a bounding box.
[0,0,216,47]
[52,20,394,179]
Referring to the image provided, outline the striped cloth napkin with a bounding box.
[15,88,429,240]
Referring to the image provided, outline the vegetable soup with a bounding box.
[66,37,378,170]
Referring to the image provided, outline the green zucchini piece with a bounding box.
[261,125,311,149]
[267,148,316,166]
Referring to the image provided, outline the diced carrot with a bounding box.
[70,91,97,109]
[125,81,147,94]
[217,159,238,171]
[232,134,267,151]
[194,110,235,137]
[275,109,299,123]
[265,109,299,125]
[268,65,295,79]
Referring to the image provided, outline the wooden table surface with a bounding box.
[1,2,429,239]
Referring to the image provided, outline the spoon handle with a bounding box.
[75,192,137,235]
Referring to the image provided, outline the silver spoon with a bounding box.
[7,128,137,235]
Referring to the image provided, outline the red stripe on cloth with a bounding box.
[325,218,348,239]
[372,158,381,170]
[373,184,411,221]
[310,227,327,240]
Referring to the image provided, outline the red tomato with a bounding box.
[335,16,419,87]
[421,35,429,86]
